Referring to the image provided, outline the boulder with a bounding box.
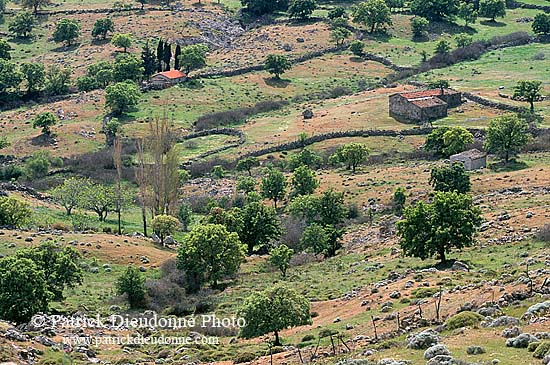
[407,329,439,350]
[424,344,451,360]
[505,333,539,348]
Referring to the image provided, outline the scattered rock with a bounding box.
[424,344,451,360]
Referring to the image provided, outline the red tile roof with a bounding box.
[157,70,186,79]
[400,88,458,100]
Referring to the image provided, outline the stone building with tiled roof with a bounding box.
[389,88,462,123]
[150,70,187,89]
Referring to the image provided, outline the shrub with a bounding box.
[533,341,550,359]
[234,353,257,364]
[445,311,485,330]
[412,287,438,298]
[116,266,146,309]
[301,334,315,342]
[0,196,32,228]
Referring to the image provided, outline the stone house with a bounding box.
[389,88,462,123]
[150,70,187,88]
[450,149,487,170]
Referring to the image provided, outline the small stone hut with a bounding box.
[389,88,462,123]
[450,149,487,170]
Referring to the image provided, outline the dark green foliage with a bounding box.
[261,168,286,208]
[236,157,260,176]
[44,65,71,96]
[479,0,505,21]
[0,256,50,323]
[177,224,246,292]
[112,53,144,82]
[410,0,459,20]
[241,202,281,254]
[16,242,83,301]
[105,81,141,115]
[142,41,158,77]
[0,196,32,228]
[513,80,543,113]
[289,0,317,20]
[241,0,288,15]
[239,284,311,346]
[430,163,471,193]
[352,0,393,33]
[116,266,146,308]
[393,187,406,215]
[53,18,80,46]
[21,63,45,94]
[268,244,294,277]
[92,18,114,39]
[288,148,323,170]
[396,191,482,262]
[32,112,57,136]
[410,16,429,37]
[532,13,550,35]
[8,11,35,38]
[484,115,529,163]
[265,54,291,79]
[445,311,485,329]
[328,6,347,19]
[290,165,318,197]
[424,126,473,157]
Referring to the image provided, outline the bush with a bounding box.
[116,266,146,309]
[25,152,50,179]
[533,341,550,359]
[412,287,439,298]
[234,353,257,364]
[445,311,485,330]
[0,196,32,228]
[0,165,24,181]
[301,334,315,342]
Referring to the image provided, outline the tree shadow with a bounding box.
[488,160,529,172]
[7,36,36,45]
[30,134,56,147]
[91,38,110,46]
[366,31,392,42]
[264,77,291,88]
[412,34,430,43]
[349,56,365,62]
[427,19,478,35]
[51,43,80,52]
[480,19,506,27]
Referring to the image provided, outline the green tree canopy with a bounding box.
[178,44,208,75]
[393,187,406,215]
[410,16,429,37]
[44,65,71,96]
[105,81,141,115]
[241,0,288,15]
[430,163,471,193]
[290,165,319,197]
[457,2,478,26]
[32,112,57,136]
[0,59,23,95]
[239,284,311,346]
[177,224,246,292]
[288,0,317,20]
[265,54,292,79]
[0,196,32,228]
[21,62,45,94]
[410,0,459,20]
[236,157,260,176]
[112,53,144,82]
[532,13,550,35]
[116,266,146,308]
[53,18,80,46]
[513,80,543,113]
[330,142,369,173]
[16,242,83,300]
[396,191,482,262]
[288,148,323,170]
[111,33,132,52]
[50,177,90,215]
[479,0,505,21]
[268,244,294,277]
[455,33,473,47]
[0,256,50,323]
[0,39,12,61]
[241,202,281,254]
[92,18,114,39]
[484,115,529,163]
[261,167,287,208]
[330,27,352,45]
[352,0,392,33]
[8,11,36,38]
[151,214,180,245]
[349,40,365,56]
[22,0,50,14]
[424,126,474,157]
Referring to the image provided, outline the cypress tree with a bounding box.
[174,44,181,70]
[141,41,157,77]
[156,39,163,72]
[163,41,172,71]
